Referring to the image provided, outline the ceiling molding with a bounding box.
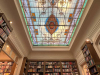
[8,31,25,57]
[75,51,85,65]
[88,19,100,41]
[14,0,33,50]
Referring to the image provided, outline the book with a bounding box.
[0,17,4,25]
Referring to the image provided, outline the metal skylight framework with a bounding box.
[19,0,88,46]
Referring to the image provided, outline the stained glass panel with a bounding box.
[19,0,88,46]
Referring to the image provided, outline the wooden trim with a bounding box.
[10,58,17,75]
[0,60,13,62]
[28,59,76,62]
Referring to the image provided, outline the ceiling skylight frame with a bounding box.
[19,0,88,46]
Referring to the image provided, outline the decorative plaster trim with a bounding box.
[14,0,33,50]
[88,19,100,41]
[8,31,25,57]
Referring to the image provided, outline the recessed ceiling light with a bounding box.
[86,39,90,42]
[7,45,9,47]
[10,21,12,24]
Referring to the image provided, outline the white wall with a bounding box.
[0,51,11,61]
[28,51,74,60]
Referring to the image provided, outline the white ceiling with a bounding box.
[0,0,100,57]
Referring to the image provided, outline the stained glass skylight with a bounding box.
[19,0,88,46]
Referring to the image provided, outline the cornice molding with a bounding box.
[75,51,85,65]
[14,0,33,50]
[8,31,25,57]
[88,19,100,41]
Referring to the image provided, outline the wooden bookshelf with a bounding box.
[20,57,29,75]
[0,60,14,75]
[28,61,44,75]
[81,41,100,75]
[26,60,80,75]
[0,13,13,48]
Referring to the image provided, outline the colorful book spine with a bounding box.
[0,17,4,25]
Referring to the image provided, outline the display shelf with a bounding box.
[0,13,13,48]
[61,61,79,75]
[28,61,44,75]
[45,61,61,75]
[0,61,14,75]
[21,60,80,75]
[81,41,100,75]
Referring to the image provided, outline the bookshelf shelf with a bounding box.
[23,60,80,75]
[81,41,100,75]
[0,13,13,48]
[0,61,15,75]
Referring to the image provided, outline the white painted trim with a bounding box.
[8,31,25,57]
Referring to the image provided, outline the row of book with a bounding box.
[3,26,10,36]
[0,28,7,41]
[46,66,53,68]
[0,17,11,36]
[0,62,13,74]
[52,62,60,65]
[53,69,60,72]
[62,65,71,68]
[45,65,60,68]
[0,73,10,75]
[0,68,11,73]
[46,62,53,65]
[0,65,12,69]
[28,68,43,72]
[30,62,38,66]
[63,73,78,75]
[30,62,44,66]
[85,50,90,55]
[37,62,44,65]
[0,17,4,25]
[85,55,91,62]
[0,38,4,47]
[45,73,60,75]
[61,62,75,65]
[29,62,76,65]
[0,17,11,48]
[46,69,53,72]
[28,68,36,72]
[28,73,40,75]
[62,69,72,72]
[45,62,60,65]
[0,62,13,66]
[72,69,78,72]
[90,66,97,73]
[54,66,60,68]
[29,65,44,68]
[83,51,90,57]
[87,59,94,67]
[82,45,88,53]
[66,65,77,69]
